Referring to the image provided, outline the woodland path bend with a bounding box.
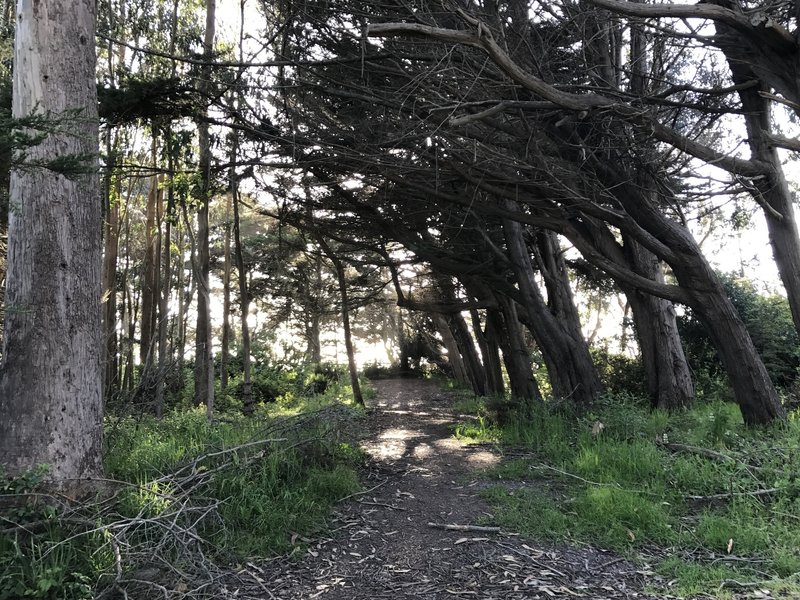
[232,379,675,600]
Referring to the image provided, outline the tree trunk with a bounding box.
[318,240,364,406]
[232,172,253,415]
[470,307,504,396]
[615,184,785,424]
[194,0,216,419]
[449,310,487,396]
[491,295,543,405]
[503,212,602,404]
[154,134,175,418]
[714,23,800,338]
[102,135,121,399]
[220,189,232,394]
[621,237,694,410]
[140,156,160,369]
[436,277,487,395]
[433,313,470,387]
[305,251,323,363]
[0,0,103,481]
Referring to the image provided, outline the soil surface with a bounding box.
[228,379,680,599]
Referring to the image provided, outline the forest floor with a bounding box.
[225,379,683,599]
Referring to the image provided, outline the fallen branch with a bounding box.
[658,441,766,473]
[686,487,781,506]
[427,522,501,533]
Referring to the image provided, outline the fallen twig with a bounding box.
[686,487,781,504]
[427,522,501,533]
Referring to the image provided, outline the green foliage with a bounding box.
[0,467,99,600]
[591,347,647,398]
[98,77,199,126]
[453,414,501,443]
[679,274,800,393]
[362,361,420,380]
[471,392,800,597]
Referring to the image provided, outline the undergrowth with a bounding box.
[0,381,367,599]
[455,393,800,599]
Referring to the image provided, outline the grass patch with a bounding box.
[2,384,366,598]
[471,393,800,597]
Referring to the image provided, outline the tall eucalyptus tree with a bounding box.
[0,0,103,480]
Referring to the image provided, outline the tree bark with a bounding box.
[232,173,253,415]
[436,277,487,395]
[433,313,470,387]
[491,294,543,405]
[194,0,216,418]
[318,239,364,406]
[305,252,323,363]
[102,135,121,399]
[140,154,160,368]
[449,310,487,396]
[614,185,785,424]
[713,17,800,338]
[154,133,176,418]
[470,307,504,396]
[0,0,103,481]
[220,188,233,394]
[503,211,602,404]
[621,237,694,410]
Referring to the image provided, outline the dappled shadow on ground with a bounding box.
[220,379,679,599]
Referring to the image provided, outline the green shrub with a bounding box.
[679,274,800,393]
[591,347,647,398]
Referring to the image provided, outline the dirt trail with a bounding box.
[231,379,674,599]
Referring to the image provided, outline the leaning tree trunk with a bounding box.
[621,237,694,410]
[0,0,103,481]
[433,313,470,387]
[503,213,602,404]
[470,306,504,396]
[449,310,488,396]
[618,184,785,424]
[437,277,487,395]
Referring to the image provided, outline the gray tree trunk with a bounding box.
[715,26,800,338]
[0,0,103,481]
[614,184,785,424]
[194,0,216,418]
